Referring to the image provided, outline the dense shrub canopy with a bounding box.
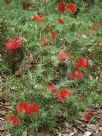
[0,0,102,135]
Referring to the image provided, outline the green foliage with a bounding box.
[0,0,102,135]
[0,18,8,53]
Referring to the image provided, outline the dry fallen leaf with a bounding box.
[99,127,102,131]
[5,133,11,136]
[84,131,92,136]
[69,132,76,136]
[22,130,28,136]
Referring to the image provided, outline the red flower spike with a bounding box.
[58,50,72,63]
[83,114,92,122]
[17,102,23,113]
[17,102,40,115]
[65,3,77,13]
[17,102,30,115]
[77,72,84,79]
[48,83,57,93]
[32,14,45,22]
[51,31,57,39]
[32,16,41,22]
[92,23,100,31]
[87,111,95,116]
[70,72,77,80]
[57,18,64,24]
[74,57,89,69]
[56,88,72,100]
[29,103,40,113]
[6,115,19,125]
[58,1,65,13]
[82,111,95,122]
[70,71,83,79]
[6,36,22,51]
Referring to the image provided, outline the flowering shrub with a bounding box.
[0,0,102,135]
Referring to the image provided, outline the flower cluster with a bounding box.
[32,14,45,22]
[17,102,40,115]
[70,56,90,80]
[70,71,83,80]
[7,102,40,125]
[74,57,89,69]
[65,3,77,13]
[48,83,72,100]
[58,2,77,13]
[56,88,72,100]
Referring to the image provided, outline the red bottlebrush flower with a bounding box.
[17,102,30,115]
[17,102,23,113]
[70,72,77,80]
[74,57,89,69]
[6,115,19,125]
[58,1,65,13]
[48,83,57,93]
[92,23,100,31]
[57,18,64,24]
[65,3,77,13]
[32,14,45,22]
[51,31,57,39]
[77,72,84,79]
[70,71,83,79]
[6,36,22,51]
[88,111,95,116]
[83,114,92,122]
[56,88,72,100]
[29,103,40,113]
[58,49,72,63]
[82,111,95,122]
[17,102,40,115]
[22,2,31,10]
[32,16,41,22]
